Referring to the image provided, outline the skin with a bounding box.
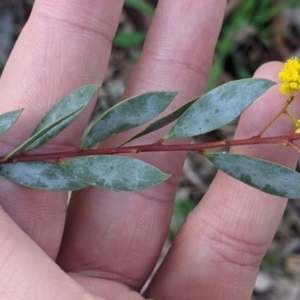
[0,1,297,299]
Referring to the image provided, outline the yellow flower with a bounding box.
[279,57,300,96]
[295,119,300,127]
[294,119,300,134]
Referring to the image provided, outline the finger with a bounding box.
[0,0,123,258]
[145,62,296,300]
[57,0,226,293]
[0,208,103,300]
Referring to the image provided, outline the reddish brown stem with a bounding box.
[2,133,300,164]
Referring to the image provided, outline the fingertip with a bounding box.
[254,61,284,82]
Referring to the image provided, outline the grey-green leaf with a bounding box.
[81,91,177,149]
[4,106,84,161]
[0,109,23,138]
[26,84,99,151]
[60,155,170,191]
[119,97,197,147]
[0,162,88,191]
[204,152,300,199]
[164,78,275,140]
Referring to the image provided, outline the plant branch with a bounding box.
[2,133,300,164]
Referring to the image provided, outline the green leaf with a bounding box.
[26,84,99,151]
[81,91,177,149]
[0,162,88,191]
[164,78,275,140]
[113,31,146,48]
[0,109,23,138]
[124,0,155,16]
[60,155,170,191]
[204,152,300,199]
[4,106,84,161]
[119,97,198,146]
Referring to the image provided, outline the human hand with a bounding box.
[0,1,295,299]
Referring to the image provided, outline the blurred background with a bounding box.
[1,0,300,299]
